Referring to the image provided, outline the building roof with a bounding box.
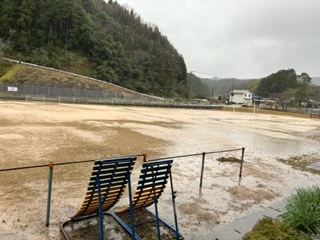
[231,89,253,94]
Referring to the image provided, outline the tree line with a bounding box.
[248,69,317,110]
[192,68,318,111]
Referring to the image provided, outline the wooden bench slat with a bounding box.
[70,156,136,219]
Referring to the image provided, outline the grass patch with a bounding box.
[281,186,320,235]
[0,60,15,80]
[245,187,320,240]
[243,217,312,240]
[217,156,241,163]
[0,63,21,81]
[277,155,320,174]
[0,61,142,96]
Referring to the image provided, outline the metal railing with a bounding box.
[0,148,245,227]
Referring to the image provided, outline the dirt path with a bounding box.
[0,101,319,239]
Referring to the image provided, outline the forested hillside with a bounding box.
[0,0,187,97]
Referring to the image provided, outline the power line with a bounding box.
[190,70,234,79]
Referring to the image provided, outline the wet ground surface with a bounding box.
[0,101,319,239]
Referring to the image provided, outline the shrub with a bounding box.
[281,186,320,234]
[243,217,310,240]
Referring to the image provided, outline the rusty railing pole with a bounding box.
[239,147,245,180]
[199,152,206,189]
[46,162,54,226]
[143,153,148,162]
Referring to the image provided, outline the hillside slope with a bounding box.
[0,58,161,99]
[0,0,187,97]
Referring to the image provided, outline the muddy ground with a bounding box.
[0,101,319,240]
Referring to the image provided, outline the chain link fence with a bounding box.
[0,83,223,109]
[0,82,136,97]
[0,82,146,103]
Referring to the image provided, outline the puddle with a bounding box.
[307,161,320,171]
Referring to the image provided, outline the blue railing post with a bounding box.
[154,195,161,240]
[169,166,180,239]
[46,162,54,226]
[127,168,135,240]
[97,177,104,240]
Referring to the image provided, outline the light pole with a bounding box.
[211,86,215,100]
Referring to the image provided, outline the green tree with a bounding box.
[248,79,260,94]
[298,72,312,86]
[258,69,298,97]
[17,0,37,44]
[0,38,8,56]
[294,72,312,108]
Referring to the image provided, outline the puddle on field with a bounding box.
[307,162,320,171]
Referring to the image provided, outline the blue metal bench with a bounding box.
[60,156,137,240]
[110,159,182,239]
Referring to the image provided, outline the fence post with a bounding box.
[143,153,148,162]
[46,162,54,226]
[199,152,206,189]
[239,147,245,180]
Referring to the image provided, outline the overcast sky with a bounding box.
[115,0,320,79]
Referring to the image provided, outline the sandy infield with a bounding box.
[0,101,319,239]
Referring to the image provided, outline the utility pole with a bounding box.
[231,78,235,103]
[211,86,215,100]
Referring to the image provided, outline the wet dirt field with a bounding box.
[0,101,319,239]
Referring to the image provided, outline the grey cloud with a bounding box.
[116,0,320,78]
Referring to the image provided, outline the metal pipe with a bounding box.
[169,165,180,239]
[46,162,54,226]
[0,154,145,172]
[199,152,206,188]
[150,165,161,240]
[143,153,147,162]
[127,168,135,240]
[239,147,245,180]
[97,177,104,240]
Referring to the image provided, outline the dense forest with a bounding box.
[0,0,188,97]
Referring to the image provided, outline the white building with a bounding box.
[229,90,253,104]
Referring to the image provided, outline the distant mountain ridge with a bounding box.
[312,77,320,85]
[189,73,255,98]
[192,74,320,98]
